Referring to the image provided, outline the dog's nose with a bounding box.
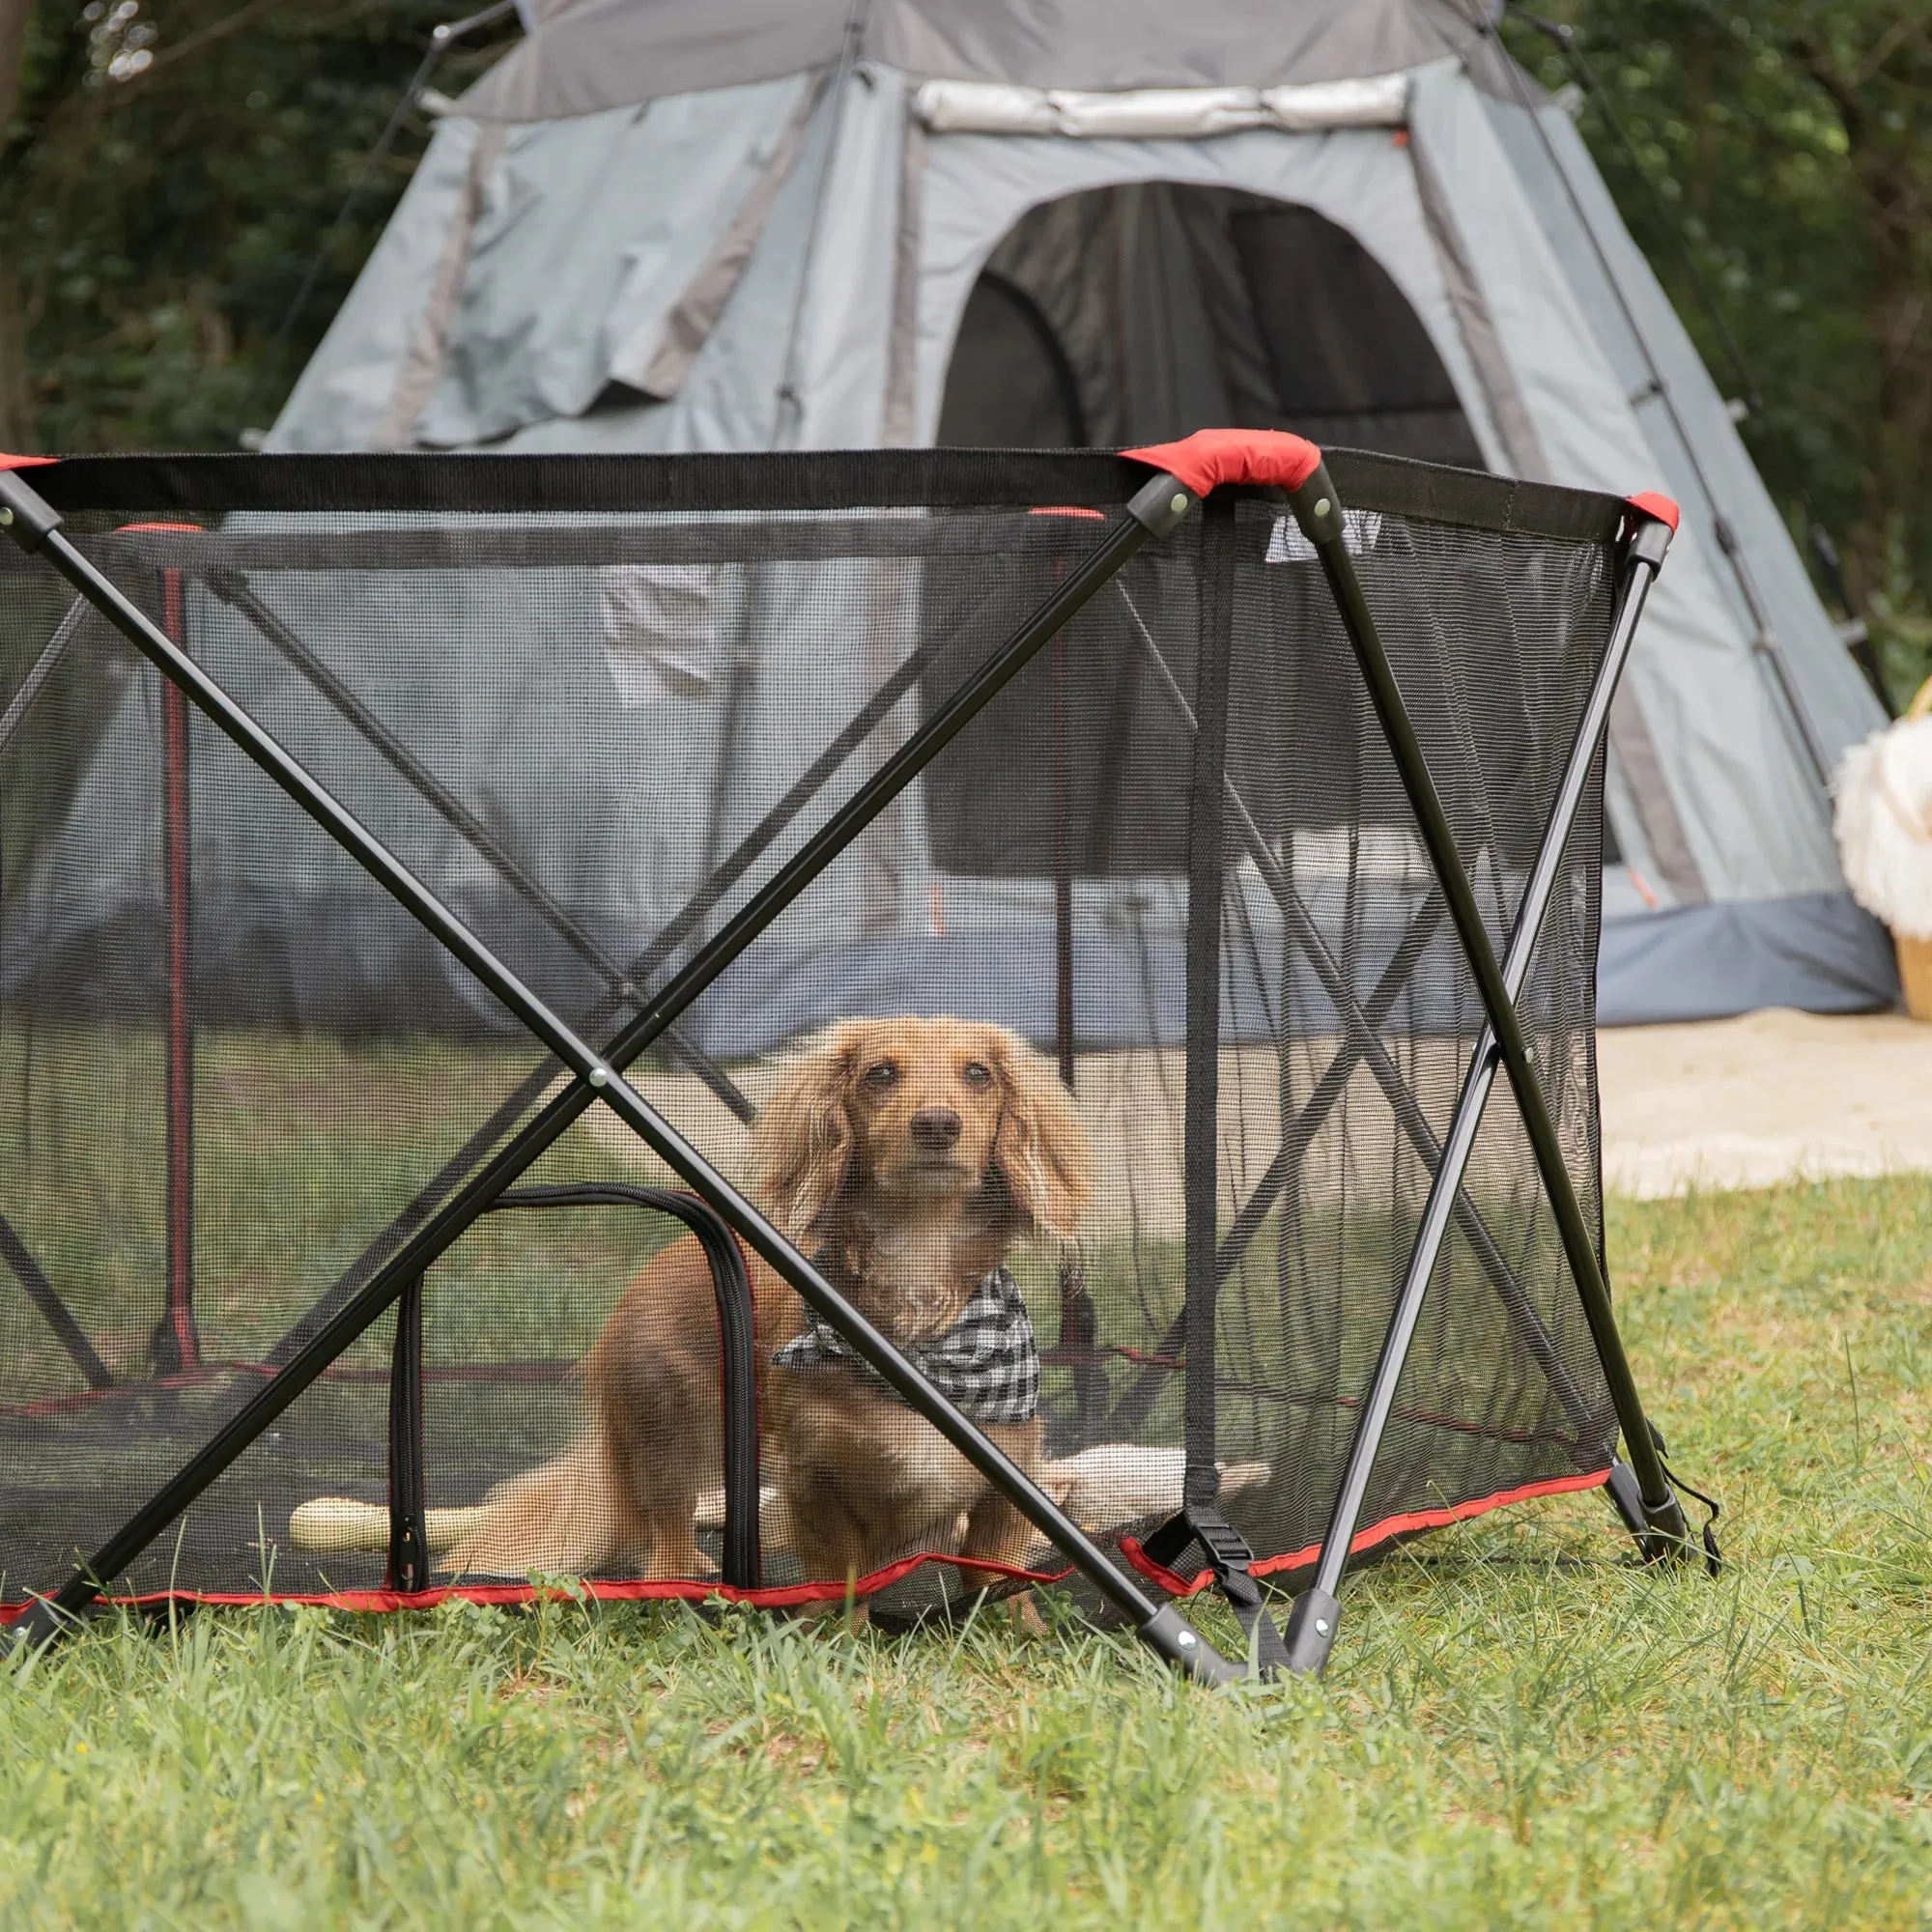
[910,1106,962,1152]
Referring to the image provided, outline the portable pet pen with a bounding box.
[0,431,1704,1678]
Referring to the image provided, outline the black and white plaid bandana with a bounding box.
[773,1266,1040,1426]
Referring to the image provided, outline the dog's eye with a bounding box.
[862,1060,898,1089]
[961,1061,993,1090]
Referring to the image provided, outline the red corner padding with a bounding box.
[1626,490,1680,532]
[0,453,55,472]
[1124,428,1323,497]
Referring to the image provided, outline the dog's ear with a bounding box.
[990,1033,1094,1242]
[751,1026,860,1240]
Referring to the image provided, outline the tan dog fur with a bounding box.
[439,1017,1092,1596]
[754,1016,1091,1592]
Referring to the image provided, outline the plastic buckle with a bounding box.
[1144,1505,1290,1676]
[1144,1501,1251,1579]
[1193,1512,1260,1588]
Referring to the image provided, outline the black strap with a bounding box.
[1143,1504,1291,1676]
[1662,1457,1722,1577]
[385,1276,428,1594]
[1218,1565,1294,1676]
[1164,500,1283,1670]
[1181,497,1236,1509]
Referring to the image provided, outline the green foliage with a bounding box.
[1502,2,1932,706]
[4,1173,1931,1926]
[2,3,1927,703]
[0,0,515,452]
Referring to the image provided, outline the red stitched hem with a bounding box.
[1119,1468,1612,1597]
[0,1547,1085,1625]
[0,1470,1610,1625]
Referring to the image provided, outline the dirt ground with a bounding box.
[595,1008,1932,1216]
[1596,1006,1932,1199]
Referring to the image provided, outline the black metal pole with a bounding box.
[2,464,1233,1679]
[1276,489,1683,1677]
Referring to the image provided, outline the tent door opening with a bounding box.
[936,183,1486,466]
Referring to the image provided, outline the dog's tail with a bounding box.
[437,1433,634,1579]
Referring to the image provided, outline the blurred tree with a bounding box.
[0,2,1924,701]
[0,0,36,444]
[0,0,513,455]
[1504,1,1932,704]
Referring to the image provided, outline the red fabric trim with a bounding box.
[1028,505,1106,520]
[0,453,55,471]
[1124,429,1322,497]
[0,1470,1612,1627]
[115,522,204,533]
[1626,491,1680,533]
[1120,1467,1611,1598]
[0,1546,1087,1626]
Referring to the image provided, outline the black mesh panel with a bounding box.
[0,448,1627,1617]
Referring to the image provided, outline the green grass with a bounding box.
[4,1174,1930,1927]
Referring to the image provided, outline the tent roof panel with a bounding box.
[461,0,1516,123]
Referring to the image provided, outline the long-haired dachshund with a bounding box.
[440,1016,1093,1595]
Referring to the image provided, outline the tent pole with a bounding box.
[1048,619,1104,1435]
[1,462,1234,1679]
[270,0,522,357]
[1275,468,1687,1675]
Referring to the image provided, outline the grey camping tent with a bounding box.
[262,0,1895,1025]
